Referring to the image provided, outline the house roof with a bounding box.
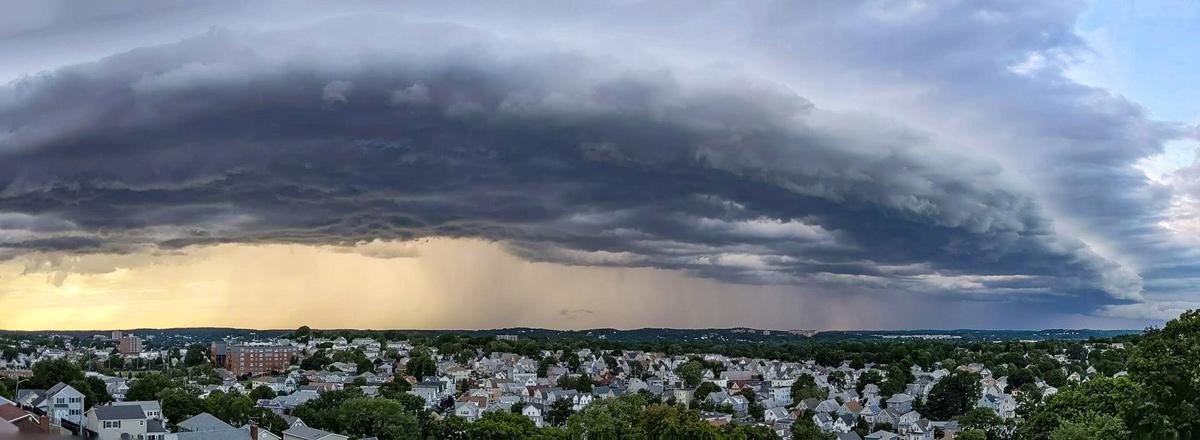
[91,405,146,421]
[147,419,168,433]
[46,383,73,397]
[0,404,34,423]
[111,400,162,413]
[837,433,864,440]
[175,428,253,440]
[283,426,339,440]
[178,413,236,432]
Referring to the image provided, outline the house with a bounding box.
[86,405,161,440]
[243,424,284,440]
[897,411,922,432]
[798,398,822,412]
[0,404,50,434]
[886,394,914,413]
[281,415,307,429]
[815,399,841,414]
[837,433,864,440]
[813,412,834,432]
[25,382,86,427]
[834,413,856,432]
[764,406,790,423]
[838,401,864,416]
[521,403,545,428]
[453,402,482,422]
[874,408,901,429]
[178,413,236,432]
[905,419,934,440]
[0,418,15,434]
[865,430,900,440]
[170,428,253,440]
[110,400,164,422]
[858,404,880,423]
[282,426,349,440]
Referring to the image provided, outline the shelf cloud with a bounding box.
[1,1,1196,326]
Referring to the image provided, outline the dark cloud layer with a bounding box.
[0,19,1146,315]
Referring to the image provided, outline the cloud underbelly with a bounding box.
[0,21,1142,311]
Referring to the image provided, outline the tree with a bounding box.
[249,385,277,400]
[827,371,847,391]
[334,397,421,440]
[637,404,720,438]
[160,388,205,430]
[694,382,721,401]
[791,374,824,401]
[1005,368,1035,393]
[879,365,909,397]
[1126,310,1200,437]
[356,359,375,374]
[379,378,413,400]
[511,401,526,414]
[184,345,208,367]
[1048,414,1129,440]
[204,391,257,426]
[956,408,1008,440]
[566,394,644,438]
[1042,368,1068,388]
[923,371,982,420]
[676,360,704,388]
[30,359,85,389]
[107,353,125,370]
[125,373,176,401]
[77,377,113,409]
[791,417,834,440]
[856,370,883,395]
[958,430,987,440]
[749,402,765,420]
[546,397,575,427]
[468,411,560,440]
[427,416,470,440]
[1015,376,1138,440]
[406,350,437,380]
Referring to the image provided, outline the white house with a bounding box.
[521,403,545,428]
[87,405,166,440]
[37,383,86,428]
[453,402,482,422]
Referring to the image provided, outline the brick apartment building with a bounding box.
[118,335,142,355]
[211,341,298,376]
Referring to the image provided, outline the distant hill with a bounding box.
[0,326,1142,344]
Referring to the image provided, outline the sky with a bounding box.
[0,0,1198,331]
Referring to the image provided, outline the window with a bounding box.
[56,397,65,404]
[104,420,122,429]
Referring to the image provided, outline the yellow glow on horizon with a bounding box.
[0,239,842,332]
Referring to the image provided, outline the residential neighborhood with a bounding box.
[0,326,1141,439]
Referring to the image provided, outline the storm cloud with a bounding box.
[1,1,1197,323]
[0,17,1145,313]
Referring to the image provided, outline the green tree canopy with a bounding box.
[1125,309,1200,437]
[923,371,982,420]
[249,385,277,400]
[334,397,421,440]
[30,358,85,389]
[125,373,176,401]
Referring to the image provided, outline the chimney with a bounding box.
[39,415,50,433]
[249,423,260,440]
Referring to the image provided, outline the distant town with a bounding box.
[0,323,1170,439]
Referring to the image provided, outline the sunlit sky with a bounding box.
[1,0,1198,331]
